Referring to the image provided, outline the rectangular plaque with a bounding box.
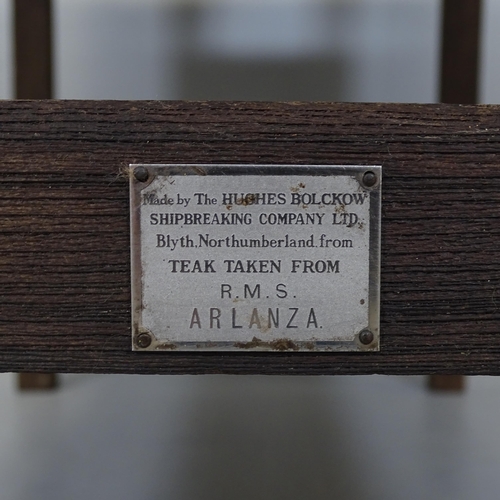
[130,164,381,352]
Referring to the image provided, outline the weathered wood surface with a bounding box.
[1,100,500,375]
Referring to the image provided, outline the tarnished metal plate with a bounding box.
[130,164,381,352]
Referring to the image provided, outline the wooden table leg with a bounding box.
[429,0,482,392]
[18,373,58,390]
[14,0,58,390]
[428,375,465,392]
[440,0,481,105]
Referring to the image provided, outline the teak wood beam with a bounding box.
[1,100,500,375]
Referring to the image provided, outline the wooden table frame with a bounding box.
[7,0,484,381]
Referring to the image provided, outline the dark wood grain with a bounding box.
[1,100,500,375]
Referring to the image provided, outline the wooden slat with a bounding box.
[1,100,500,375]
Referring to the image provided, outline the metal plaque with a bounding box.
[130,164,381,352]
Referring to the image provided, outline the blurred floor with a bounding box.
[0,373,499,500]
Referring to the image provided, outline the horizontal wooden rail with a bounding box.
[1,100,500,375]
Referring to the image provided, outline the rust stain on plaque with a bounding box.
[156,343,177,350]
[234,336,301,351]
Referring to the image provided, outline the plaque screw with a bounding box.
[359,330,374,345]
[136,332,152,348]
[134,166,149,182]
[362,171,377,188]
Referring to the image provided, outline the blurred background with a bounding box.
[2,0,500,498]
[1,0,500,103]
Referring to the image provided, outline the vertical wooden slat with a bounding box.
[429,0,482,392]
[14,0,57,390]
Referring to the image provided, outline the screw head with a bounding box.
[136,332,152,348]
[362,171,377,188]
[359,329,374,345]
[134,166,149,182]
